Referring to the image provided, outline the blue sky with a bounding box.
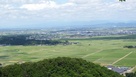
[0,0,136,28]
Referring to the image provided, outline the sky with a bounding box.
[0,0,136,28]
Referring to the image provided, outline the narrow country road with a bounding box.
[82,49,103,58]
[112,51,133,65]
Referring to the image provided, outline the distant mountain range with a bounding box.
[94,22,136,27]
[0,21,136,30]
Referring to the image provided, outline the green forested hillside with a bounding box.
[0,57,123,77]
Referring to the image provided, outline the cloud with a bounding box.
[0,0,136,22]
[20,1,58,11]
[20,1,75,11]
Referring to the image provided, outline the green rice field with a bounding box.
[0,38,136,69]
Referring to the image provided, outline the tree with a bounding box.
[0,57,124,77]
[119,0,126,2]
[126,72,136,77]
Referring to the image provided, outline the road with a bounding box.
[112,51,133,65]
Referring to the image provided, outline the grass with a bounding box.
[0,38,136,69]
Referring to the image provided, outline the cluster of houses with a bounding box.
[106,65,132,76]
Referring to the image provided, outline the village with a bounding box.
[0,27,136,40]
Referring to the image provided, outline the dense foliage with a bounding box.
[124,45,136,48]
[119,0,126,2]
[90,35,136,40]
[0,35,67,45]
[0,57,123,77]
[126,72,136,77]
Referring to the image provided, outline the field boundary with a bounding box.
[82,49,103,58]
[112,51,133,65]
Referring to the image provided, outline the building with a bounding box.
[107,65,131,76]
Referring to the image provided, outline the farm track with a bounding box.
[81,49,103,58]
[112,51,133,65]
[131,65,136,72]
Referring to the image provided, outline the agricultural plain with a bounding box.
[0,37,136,68]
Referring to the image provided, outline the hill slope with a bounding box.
[0,57,124,77]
